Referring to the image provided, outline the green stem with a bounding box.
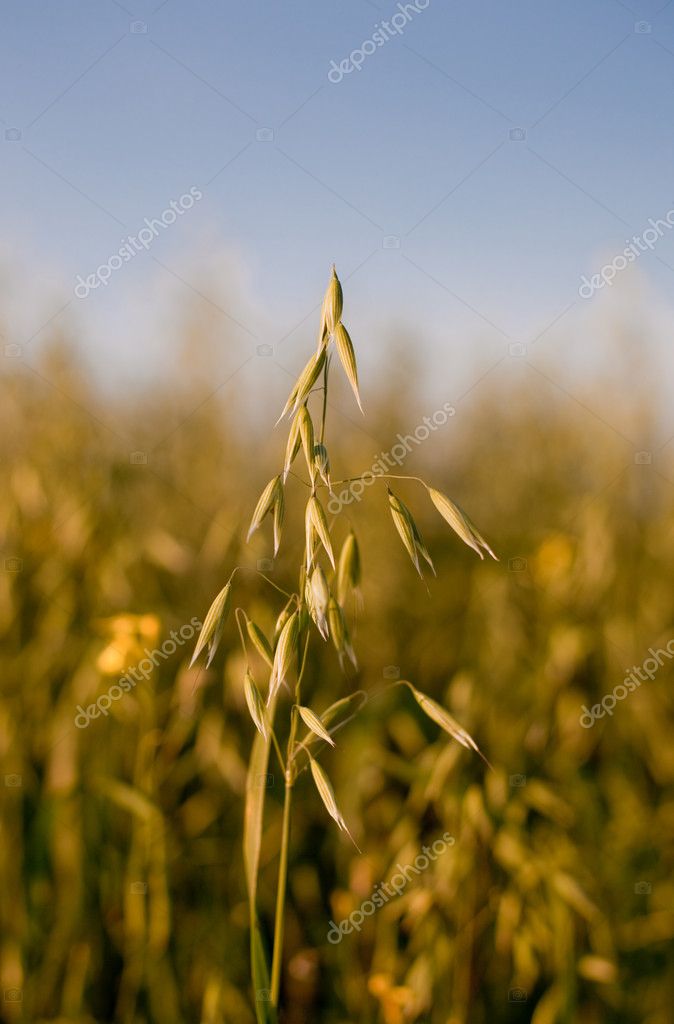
[270,632,310,1007]
[269,727,285,777]
[270,705,298,1007]
[270,765,293,1006]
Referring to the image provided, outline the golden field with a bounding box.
[1,327,673,1024]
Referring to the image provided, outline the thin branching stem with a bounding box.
[234,607,249,656]
[230,565,293,599]
[325,473,429,488]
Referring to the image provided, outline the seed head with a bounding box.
[319,265,343,343]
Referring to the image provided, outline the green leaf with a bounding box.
[251,916,277,1024]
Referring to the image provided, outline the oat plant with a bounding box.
[190,266,497,1020]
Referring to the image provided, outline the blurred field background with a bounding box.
[1,316,674,1024]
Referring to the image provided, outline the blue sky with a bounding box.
[1,0,674,445]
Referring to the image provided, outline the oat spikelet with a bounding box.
[337,531,362,607]
[277,348,327,424]
[427,487,497,560]
[298,705,335,746]
[387,489,422,576]
[246,619,274,669]
[306,496,335,569]
[244,669,268,739]
[274,599,295,645]
[313,443,331,490]
[190,579,232,668]
[269,610,299,703]
[334,322,364,414]
[400,680,492,767]
[298,406,315,477]
[309,756,359,849]
[273,483,284,556]
[283,412,302,482]
[328,597,357,671]
[309,565,330,640]
[410,515,435,577]
[319,265,343,344]
[247,476,281,543]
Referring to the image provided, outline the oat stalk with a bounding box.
[190,266,497,1018]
